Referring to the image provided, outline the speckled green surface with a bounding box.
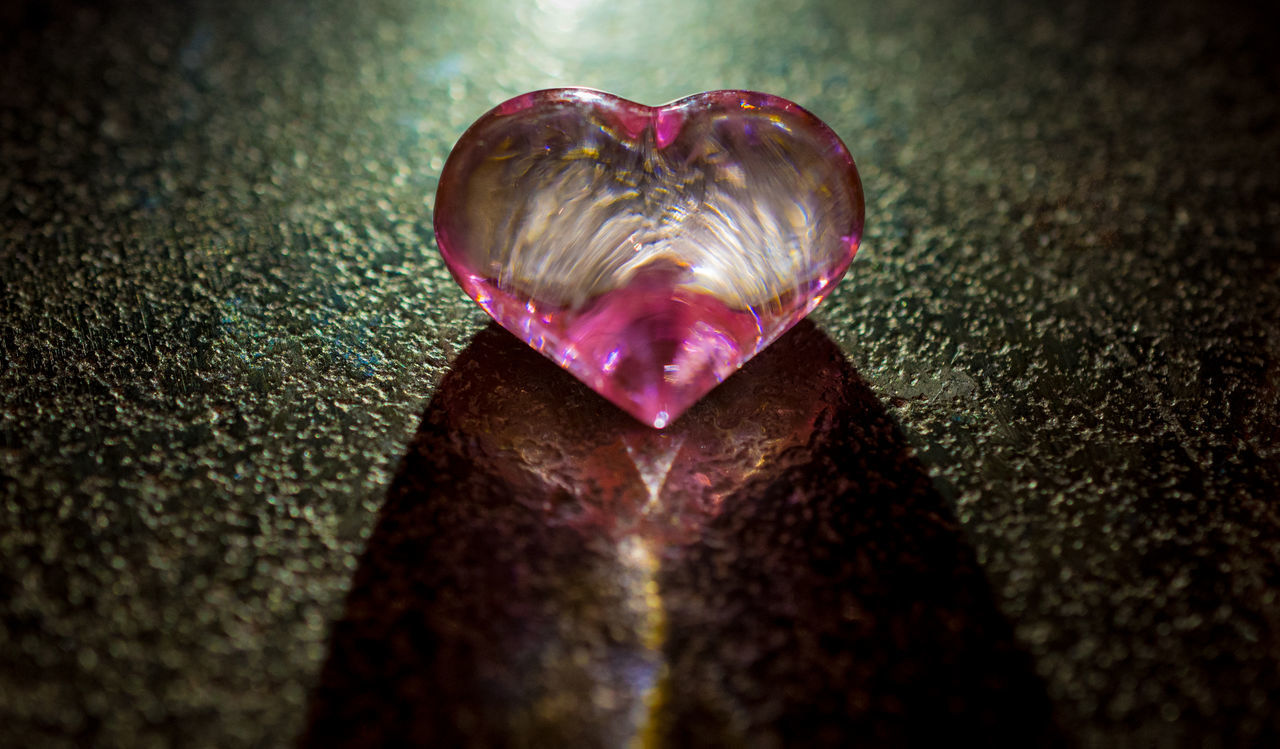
[2,0,1279,746]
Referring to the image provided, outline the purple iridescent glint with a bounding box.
[434,88,864,428]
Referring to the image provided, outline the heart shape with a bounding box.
[434,88,864,428]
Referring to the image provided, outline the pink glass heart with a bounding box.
[434,88,864,428]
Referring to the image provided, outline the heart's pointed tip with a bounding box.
[637,397,697,430]
[584,358,717,430]
[533,281,760,432]
[605,385,700,431]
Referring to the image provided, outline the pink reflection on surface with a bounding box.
[432,320,848,548]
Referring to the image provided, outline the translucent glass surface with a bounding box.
[435,89,864,426]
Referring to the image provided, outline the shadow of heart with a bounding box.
[301,321,1058,748]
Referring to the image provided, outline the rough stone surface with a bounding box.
[1,0,1278,747]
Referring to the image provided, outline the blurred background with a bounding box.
[2,0,1278,746]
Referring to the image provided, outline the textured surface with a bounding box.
[2,0,1279,746]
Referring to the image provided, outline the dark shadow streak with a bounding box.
[301,320,1059,748]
